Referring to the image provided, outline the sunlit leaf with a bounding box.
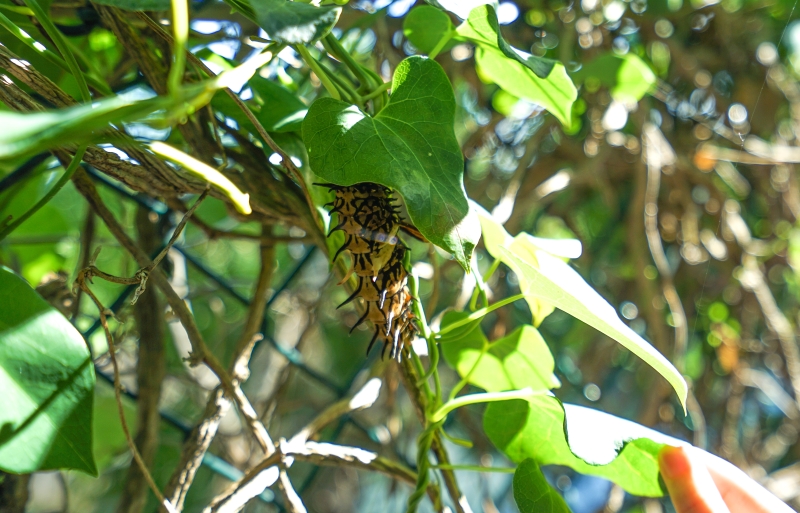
[440,311,560,393]
[573,53,656,102]
[455,5,576,127]
[303,56,480,269]
[514,459,571,513]
[0,267,96,475]
[249,0,340,44]
[485,396,680,496]
[456,5,554,78]
[476,205,688,410]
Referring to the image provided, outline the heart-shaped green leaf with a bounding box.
[249,0,340,44]
[0,267,96,475]
[476,205,688,411]
[303,56,480,269]
[485,396,679,496]
[514,459,571,513]
[456,5,577,127]
[440,311,560,393]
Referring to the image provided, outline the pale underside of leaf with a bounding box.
[499,246,688,410]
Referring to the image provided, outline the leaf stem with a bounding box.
[431,387,543,423]
[432,464,515,474]
[168,0,189,93]
[427,29,453,60]
[361,81,391,102]
[440,429,473,448]
[0,147,87,242]
[295,44,341,101]
[321,62,363,106]
[469,258,500,310]
[437,293,525,337]
[323,33,373,90]
[410,272,441,402]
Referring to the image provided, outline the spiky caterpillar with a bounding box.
[320,183,418,359]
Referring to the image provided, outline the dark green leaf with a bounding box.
[456,5,576,127]
[514,459,571,513]
[573,53,656,102]
[250,76,307,132]
[303,56,480,269]
[403,5,453,55]
[0,267,96,475]
[485,395,680,496]
[440,311,560,393]
[91,0,169,11]
[249,0,341,44]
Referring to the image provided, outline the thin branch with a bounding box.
[164,387,231,511]
[164,238,278,510]
[132,188,209,304]
[206,377,386,513]
[76,276,176,513]
[72,169,229,377]
[118,206,169,513]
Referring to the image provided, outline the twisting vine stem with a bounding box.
[406,420,443,513]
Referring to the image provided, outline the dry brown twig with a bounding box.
[72,190,207,513]
[75,276,176,513]
[201,377,440,513]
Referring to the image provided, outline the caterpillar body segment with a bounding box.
[318,183,418,359]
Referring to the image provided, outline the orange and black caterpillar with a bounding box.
[318,183,418,359]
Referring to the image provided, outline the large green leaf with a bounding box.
[440,311,560,393]
[249,76,307,132]
[403,5,453,55]
[573,53,656,102]
[514,459,571,513]
[303,56,480,269]
[476,206,688,410]
[455,5,576,127]
[0,267,96,475]
[249,0,340,44]
[485,396,679,496]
